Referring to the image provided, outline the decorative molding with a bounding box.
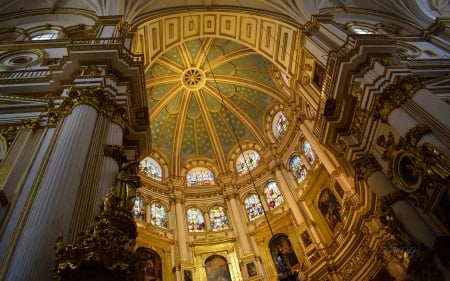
[352,155,382,181]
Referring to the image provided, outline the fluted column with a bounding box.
[4,104,98,281]
[68,113,111,241]
[226,189,252,254]
[173,193,189,261]
[97,122,123,203]
[273,165,305,226]
[353,155,437,249]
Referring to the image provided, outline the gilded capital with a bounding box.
[352,155,382,181]
[104,144,125,165]
[46,87,129,128]
[373,75,423,122]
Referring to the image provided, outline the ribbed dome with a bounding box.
[145,37,285,173]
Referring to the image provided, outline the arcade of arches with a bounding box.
[0,1,450,281]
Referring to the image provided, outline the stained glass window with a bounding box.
[133,195,146,220]
[187,167,215,187]
[209,205,230,231]
[236,150,260,175]
[150,202,167,228]
[264,181,284,209]
[272,111,288,140]
[290,155,307,183]
[244,194,265,221]
[187,207,205,232]
[31,33,58,40]
[302,140,315,164]
[139,157,162,181]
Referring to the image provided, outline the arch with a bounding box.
[235,150,261,175]
[136,247,163,281]
[186,207,205,232]
[204,255,232,281]
[139,156,163,181]
[150,201,168,228]
[264,180,284,209]
[186,166,215,187]
[209,205,230,231]
[244,193,264,221]
[268,234,299,273]
[133,194,146,221]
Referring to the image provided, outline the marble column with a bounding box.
[273,165,305,226]
[173,194,189,261]
[226,190,252,254]
[354,155,437,248]
[4,104,98,281]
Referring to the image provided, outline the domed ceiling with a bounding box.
[145,37,287,174]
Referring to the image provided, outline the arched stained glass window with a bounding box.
[31,32,58,40]
[264,181,284,209]
[302,140,315,164]
[187,207,205,232]
[133,195,145,220]
[236,150,260,175]
[290,155,307,183]
[244,194,264,221]
[210,205,230,231]
[187,167,215,187]
[150,202,167,228]
[272,111,288,140]
[139,157,162,181]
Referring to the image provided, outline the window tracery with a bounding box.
[236,150,260,175]
[139,157,162,181]
[272,111,288,140]
[290,155,307,183]
[244,194,264,221]
[150,202,167,228]
[209,205,230,231]
[264,181,284,209]
[187,167,215,186]
[133,195,146,220]
[187,207,205,232]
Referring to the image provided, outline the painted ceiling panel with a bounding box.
[145,37,282,173]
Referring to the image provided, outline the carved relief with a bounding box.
[352,155,382,181]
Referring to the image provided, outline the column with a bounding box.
[353,155,437,248]
[301,121,354,193]
[173,193,188,261]
[4,104,99,281]
[97,122,123,203]
[226,189,252,254]
[273,165,305,226]
[388,107,450,158]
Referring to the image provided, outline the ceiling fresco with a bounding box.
[145,37,287,172]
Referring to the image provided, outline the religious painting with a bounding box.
[136,247,162,281]
[300,231,312,248]
[184,270,193,281]
[269,234,299,273]
[246,262,257,277]
[312,63,325,89]
[318,188,342,231]
[205,255,232,281]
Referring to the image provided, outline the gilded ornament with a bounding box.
[373,75,424,122]
[352,155,381,180]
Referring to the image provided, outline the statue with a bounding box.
[101,160,142,212]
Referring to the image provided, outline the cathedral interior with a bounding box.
[0,1,450,281]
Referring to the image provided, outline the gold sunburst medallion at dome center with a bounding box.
[182,68,206,90]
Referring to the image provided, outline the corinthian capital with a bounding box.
[352,155,382,181]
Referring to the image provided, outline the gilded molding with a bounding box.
[396,124,431,150]
[373,75,424,122]
[46,87,128,128]
[352,155,382,181]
